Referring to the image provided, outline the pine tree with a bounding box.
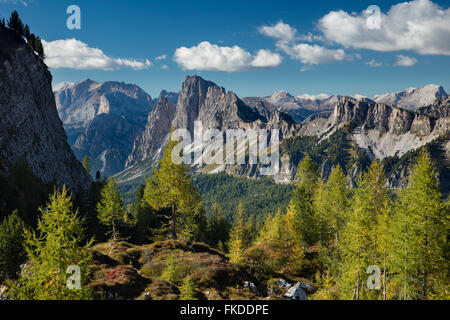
[0,210,26,282]
[7,187,93,300]
[179,276,197,300]
[391,149,447,300]
[143,133,201,240]
[34,36,45,59]
[7,10,24,35]
[291,156,320,246]
[82,155,91,175]
[97,177,124,241]
[228,202,247,264]
[340,160,389,300]
[23,24,30,40]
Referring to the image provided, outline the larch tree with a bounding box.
[97,177,124,241]
[0,210,26,282]
[143,133,201,240]
[228,202,247,264]
[291,155,320,246]
[391,149,447,300]
[82,155,91,175]
[7,187,93,300]
[340,160,389,300]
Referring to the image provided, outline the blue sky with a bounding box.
[1,0,449,98]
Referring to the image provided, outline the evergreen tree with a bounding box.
[82,155,91,175]
[23,24,30,40]
[340,160,389,300]
[291,156,320,246]
[97,177,124,241]
[143,133,201,240]
[7,187,93,300]
[34,36,45,59]
[391,149,447,300]
[0,211,26,282]
[179,276,197,300]
[228,202,247,264]
[7,10,24,35]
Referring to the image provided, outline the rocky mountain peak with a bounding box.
[0,25,91,192]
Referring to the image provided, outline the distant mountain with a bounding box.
[0,25,91,193]
[115,76,449,196]
[373,84,447,111]
[126,95,177,168]
[54,79,154,176]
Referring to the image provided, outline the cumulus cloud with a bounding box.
[277,41,352,66]
[395,55,418,66]
[259,21,352,67]
[155,54,167,61]
[258,21,298,42]
[42,39,152,70]
[318,0,450,55]
[366,59,383,67]
[173,41,282,72]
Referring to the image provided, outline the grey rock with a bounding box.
[0,26,91,192]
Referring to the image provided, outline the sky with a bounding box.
[1,0,450,99]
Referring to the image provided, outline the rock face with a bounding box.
[0,26,91,192]
[373,84,447,111]
[54,79,154,176]
[126,95,177,168]
[115,76,448,192]
[321,97,449,159]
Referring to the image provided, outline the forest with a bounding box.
[0,133,448,300]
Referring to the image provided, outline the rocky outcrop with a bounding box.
[54,79,154,176]
[373,84,447,111]
[73,114,143,176]
[0,26,91,192]
[126,95,177,168]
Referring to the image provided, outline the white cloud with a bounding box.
[259,21,352,67]
[318,0,450,55]
[155,54,167,61]
[42,39,152,70]
[395,55,418,66]
[173,41,282,72]
[258,21,298,41]
[366,59,383,67]
[277,41,352,66]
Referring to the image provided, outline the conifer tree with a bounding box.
[228,202,247,264]
[82,155,91,175]
[7,187,93,300]
[0,210,26,282]
[143,133,201,240]
[97,177,124,241]
[340,160,389,300]
[23,24,30,40]
[291,156,320,246]
[391,149,447,300]
[179,276,197,300]
[7,10,23,35]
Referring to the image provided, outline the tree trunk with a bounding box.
[112,218,117,241]
[171,200,177,240]
[404,211,408,300]
[383,249,387,300]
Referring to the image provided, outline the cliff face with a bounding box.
[126,95,177,168]
[54,79,154,176]
[0,26,91,192]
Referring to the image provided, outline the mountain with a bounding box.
[116,76,296,186]
[115,76,449,197]
[0,25,91,192]
[126,95,177,168]
[373,84,447,111]
[54,79,154,176]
